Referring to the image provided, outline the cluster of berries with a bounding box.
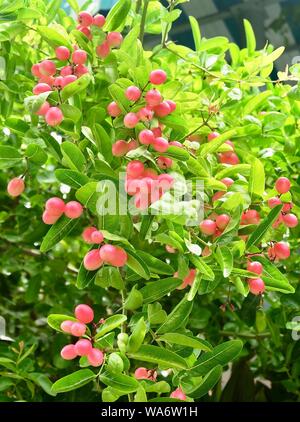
[208,132,239,165]
[83,240,128,271]
[268,177,298,228]
[60,304,104,367]
[174,269,197,290]
[76,11,106,39]
[42,197,83,225]
[199,213,231,238]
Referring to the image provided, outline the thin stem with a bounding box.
[220,330,270,339]
[135,0,142,14]
[139,0,150,44]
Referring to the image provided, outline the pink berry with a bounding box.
[38,75,54,86]
[274,242,290,260]
[93,14,106,28]
[153,101,171,117]
[45,197,65,216]
[83,249,103,271]
[169,141,183,148]
[275,177,291,194]
[53,76,64,89]
[107,101,121,117]
[143,168,158,179]
[137,107,154,121]
[75,304,94,324]
[166,100,176,112]
[199,219,217,235]
[36,101,50,116]
[241,210,260,225]
[75,64,89,76]
[170,387,186,401]
[77,25,92,40]
[212,191,224,202]
[134,367,149,380]
[219,152,239,165]
[268,197,281,208]
[7,178,25,197]
[282,202,293,213]
[45,107,63,126]
[75,339,93,356]
[64,201,83,219]
[216,214,230,230]
[72,49,87,65]
[87,348,104,367]
[70,322,86,337]
[61,344,77,360]
[60,320,74,333]
[221,177,234,187]
[55,46,70,61]
[151,127,162,138]
[248,278,265,295]
[39,60,56,76]
[127,160,144,178]
[157,156,173,169]
[282,213,298,228]
[247,261,263,275]
[145,89,162,106]
[91,230,104,244]
[62,75,77,87]
[157,173,174,190]
[78,11,93,27]
[166,245,176,253]
[42,210,59,225]
[99,244,128,267]
[96,41,110,58]
[153,137,169,153]
[31,63,42,78]
[124,112,139,129]
[208,132,219,141]
[106,32,123,48]
[179,269,197,289]
[33,83,52,95]
[127,140,138,151]
[139,129,155,145]
[125,86,141,102]
[112,140,128,157]
[149,69,167,85]
[225,140,234,149]
[82,226,97,243]
[60,65,73,77]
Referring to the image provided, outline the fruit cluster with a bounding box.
[60,304,104,367]
[42,197,83,225]
[83,237,128,271]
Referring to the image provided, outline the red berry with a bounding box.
[166,100,176,112]
[64,201,83,219]
[33,83,52,95]
[157,156,173,169]
[127,160,144,178]
[61,65,73,76]
[7,178,25,197]
[145,89,162,106]
[137,107,154,121]
[153,137,169,153]
[83,249,103,271]
[170,387,186,401]
[77,25,92,39]
[45,107,63,126]
[87,348,104,367]
[149,69,167,85]
[127,140,138,151]
[216,214,230,230]
[153,101,171,117]
[166,245,176,253]
[70,322,86,337]
[93,14,106,28]
[72,49,87,65]
[60,320,74,333]
[274,242,290,260]
[42,210,59,225]
[62,75,77,87]
[247,261,263,275]
[219,152,239,165]
[275,177,290,194]
[106,32,123,47]
[45,197,65,216]
[39,60,56,76]
[124,112,139,128]
[208,132,219,141]
[221,177,234,187]
[75,339,92,356]
[268,197,281,208]
[99,244,128,267]
[169,141,183,148]
[107,102,121,117]
[96,41,110,58]
[55,46,70,61]
[282,213,298,228]
[178,269,196,289]
[78,11,93,27]
[282,202,293,213]
[36,101,50,116]
[199,219,217,235]
[91,230,104,244]
[82,227,97,243]
[61,345,77,360]
[125,86,141,101]
[112,140,128,157]
[75,304,94,324]
[139,129,155,145]
[248,278,265,295]
[31,63,42,78]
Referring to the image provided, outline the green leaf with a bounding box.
[61,73,92,102]
[76,262,97,290]
[243,19,256,56]
[127,317,147,353]
[246,204,283,248]
[140,277,182,304]
[188,365,222,398]
[248,158,265,198]
[40,215,80,252]
[0,146,22,169]
[47,314,77,332]
[186,156,209,177]
[156,295,193,334]
[93,124,113,163]
[75,182,99,213]
[199,129,237,157]
[164,146,190,161]
[26,144,47,165]
[189,255,215,281]
[108,83,130,112]
[147,303,167,325]
[100,371,139,393]
[187,272,201,301]
[189,16,201,51]
[124,285,143,311]
[243,91,271,115]
[103,0,131,32]
[95,315,127,339]
[37,26,71,49]
[125,249,151,280]
[128,345,188,370]
[189,340,243,377]
[61,141,86,172]
[155,233,184,253]
[215,246,233,278]
[136,251,174,275]
[55,169,90,189]
[158,333,212,352]
[254,256,295,294]
[51,369,95,393]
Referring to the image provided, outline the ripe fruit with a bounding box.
[219,152,239,165]
[96,42,110,58]
[137,107,154,121]
[39,60,56,76]
[64,201,83,218]
[31,64,41,77]
[134,367,149,380]
[36,101,50,116]
[127,160,144,178]
[93,14,106,28]
[70,322,86,337]
[72,49,87,65]
[275,177,290,194]
[282,213,298,228]
[274,242,290,260]
[82,227,97,243]
[45,107,63,126]
[61,345,77,360]
[60,320,74,333]
[139,129,155,145]
[106,32,123,47]
[62,75,77,87]
[166,100,176,112]
[248,278,265,295]
[282,202,293,212]
[77,25,92,39]
[127,140,138,151]
[153,137,169,153]
[199,219,217,235]
[55,46,70,61]
[151,127,162,138]
[7,177,25,197]
[157,156,173,169]
[45,197,65,216]
[124,112,139,128]
[145,89,162,106]
[75,304,94,324]
[170,387,186,401]
[149,69,167,85]
[83,249,103,271]
[91,230,104,244]
[125,86,141,101]
[247,261,263,275]
[42,211,59,225]
[33,83,52,95]
[153,101,171,117]
[208,132,219,141]
[78,11,93,27]
[60,65,73,76]
[216,214,230,230]
[179,269,197,289]
[166,245,176,253]
[241,210,260,225]
[75,339,92,356]
[169,141,183,148]
[99,244,128,267]
[221,177,234,187]
[268,197,281,208]
[87,348,104,367]
[112,140,128,157]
